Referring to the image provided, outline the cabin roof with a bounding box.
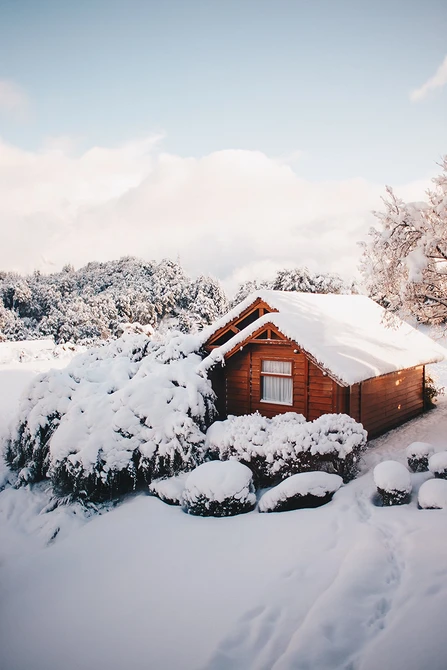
[200,290,446,386]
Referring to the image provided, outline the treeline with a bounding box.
[0,257,347,343]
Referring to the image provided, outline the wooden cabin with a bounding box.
[201,291,445,439]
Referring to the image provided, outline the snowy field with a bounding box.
[1,340,447,670]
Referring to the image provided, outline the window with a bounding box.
[261,360,293,405]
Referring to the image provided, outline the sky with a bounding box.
[0,0,446,292]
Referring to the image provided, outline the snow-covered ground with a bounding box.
[1,340,447,670]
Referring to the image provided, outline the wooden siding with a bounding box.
[360,366,424,438]
[349,384,361,422]
[212,336,426,440]
[225,349,251,416]
[307,361,335,420]
[250,342,306,418]
[222,341,349,421]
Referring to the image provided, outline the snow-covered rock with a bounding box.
[428,451,447,479]
[406,441,434,472]
[418,478,447,509]
[258,471,343,513]
[373,461,412,506]
[181,460,256,517]
[149,474,188,505]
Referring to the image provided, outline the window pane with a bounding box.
[261,360,292,375]
[262,376,293,404]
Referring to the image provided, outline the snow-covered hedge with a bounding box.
[205,412,366,486]
[428,452,447,479]
[258,471,342,513]
[181,461,256,517]
[418,479,447,510]
[406,441,434,473]
[373,461,412,506]
[5,333,217,501]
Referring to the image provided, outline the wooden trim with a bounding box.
[205,298,277,347]
[423,364,426,410]
[304,356,309,417]
[221,321,293,360]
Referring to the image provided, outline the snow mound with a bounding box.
[418,478,447,509]
[149,474,188,505]
[406,441,434,458]
[181,461,256,517]
[428,451,447,478]
[259,471,343,513]
[373,461,412,493]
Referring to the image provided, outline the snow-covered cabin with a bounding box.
[201,291,445,438]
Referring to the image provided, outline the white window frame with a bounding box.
[260,360,293,406]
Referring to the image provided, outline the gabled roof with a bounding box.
[200,290,446,386]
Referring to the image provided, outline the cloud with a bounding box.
[410,54,447,102]
[0,79,30,118]
[0,137,430,295]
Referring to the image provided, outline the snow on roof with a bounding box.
[200,291,446,386]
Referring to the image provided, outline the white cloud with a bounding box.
[0,79,30,118]
[0,136,430,295]
[410,54,447,102]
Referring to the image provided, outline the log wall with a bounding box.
[223,342,344,420]
[360,365,424,438]
[249,343,306,418]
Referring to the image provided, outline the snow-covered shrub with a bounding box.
[149,473,188,506]
[406,442,434,473]
[258,472,342,513]
[5,332,217,502]
[423,372,444,409]
[205,412,366,486]
[418,479,447,510]
[428,451,447,479]
[181,461,256,517]
[308,414,367,482]
[206,412,274,486]
[373,461,412,506]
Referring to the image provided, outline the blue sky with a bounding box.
[1,0,446,182]
[0,0,446,286]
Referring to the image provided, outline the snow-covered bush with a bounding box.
[428,451,447,479]
[406,442,434,473]
[181,461,256,517]
[308,414,367,481]
[5,332,217,502]
[418,479,447,510]
[373,461,412,506]
[149,473,188,506]
[258,471,342,513]
[205,412,366,486]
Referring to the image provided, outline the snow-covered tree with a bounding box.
[360,157,447,325]
[231,268,346,307]
[0,257,229,343]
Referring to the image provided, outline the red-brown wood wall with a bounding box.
[215,341,425,439]
[358,366,424,438]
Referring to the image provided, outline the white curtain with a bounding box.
[262,361,292,374]
[261,361,292,404]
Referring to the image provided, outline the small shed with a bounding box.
[200,291,445,438]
